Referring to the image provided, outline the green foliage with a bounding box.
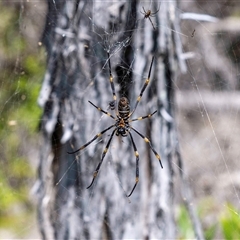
[177,201,219,240]
[221,204,240,239]
[177,205,195,239]
[0,2,45,234]
[204,223,217,240]
[198,197,217,240]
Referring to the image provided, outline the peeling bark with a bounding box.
[36,0,203,239]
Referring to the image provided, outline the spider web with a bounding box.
[2,0,240,239]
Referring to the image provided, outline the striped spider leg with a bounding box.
[126,110,163,197]
[129,56,155,117]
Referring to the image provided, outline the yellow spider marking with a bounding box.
[103,148,108,153]
[119,118,125,127]
[137,96,142,101]
[135,151,139,157]
[113,95,117,100]
[136,177,139,182]
[144,137,150,143]
[97,133,102,137]
[110,76,113,82]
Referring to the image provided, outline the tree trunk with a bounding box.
[36,0,203,239]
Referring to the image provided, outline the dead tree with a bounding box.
[36,0,203,239]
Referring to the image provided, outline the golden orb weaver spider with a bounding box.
[68,53,163,197]
[141,6,159,30]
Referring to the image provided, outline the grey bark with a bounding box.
[36,0,203,239]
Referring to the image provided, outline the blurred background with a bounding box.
[0,1,46,238]
[0,1,240,238]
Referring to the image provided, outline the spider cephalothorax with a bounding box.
[68,53,163,197]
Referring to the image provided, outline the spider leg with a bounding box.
[140,7,147,16]
[87,129,116,189]
[148,17,156,30]
[107,52,117,109]
[129,56,154,117]
[67,124,115,154]
[150,8,160,15]
[88,101,116,120]
[130,126,163,168]
[130,110,157,122]
[127,132,140,197]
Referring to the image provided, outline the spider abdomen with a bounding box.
[118,97,130,119]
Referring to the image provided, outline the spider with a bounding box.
[141,7,159,30]
[68,53,163,197]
